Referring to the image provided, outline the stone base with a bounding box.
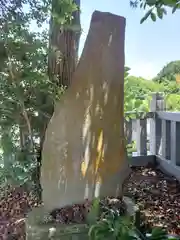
[123,196,139,216]
[26,206,89,240]
[26,197,137,240]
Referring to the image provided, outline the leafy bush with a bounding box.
[88,201,170,240]
[154,61,180,83]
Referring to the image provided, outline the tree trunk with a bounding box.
[48,0,81,87]
[36,0,81,201]
[1,128,13,183]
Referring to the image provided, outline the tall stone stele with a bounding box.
[41,10,130,212]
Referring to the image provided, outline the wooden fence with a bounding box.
[125,92,180,180]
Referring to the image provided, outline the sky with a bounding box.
[79,0,180,79]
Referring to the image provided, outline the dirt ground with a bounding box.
[124,164,180,235]
[0,164,180,239]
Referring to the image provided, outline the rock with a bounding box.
[26,207,89,240]
[123,196,139,216]
[41,10,130,212]
[25,197,136,240]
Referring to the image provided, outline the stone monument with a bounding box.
[41,10,130,211]
[26,10,131,239]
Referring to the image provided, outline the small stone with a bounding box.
[48,227,56,238]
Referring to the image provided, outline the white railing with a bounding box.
[125,93,180,180]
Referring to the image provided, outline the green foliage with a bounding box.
[89,208,135,240]
[130,0,180,23]
[125,66,180,113]
[124,67,162,114]
[0,0,180,195]
[150,63,180,111]
[88,200,170,240]
[0,18,53,186]
[52,0,79,26]
[86,198,100,225]
[127,141,137,155]
[154,61,180,82]
[0,0,78,189]
[166,94,180,111]
[149,227,168,240]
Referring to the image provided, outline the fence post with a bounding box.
[149,92,165,155]
[125,119,132,145]
[162,119,171,160]
[171,121,180,166]
[136,118,147,156]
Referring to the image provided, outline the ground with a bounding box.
[124,165,180,235]
[0,165,180,239]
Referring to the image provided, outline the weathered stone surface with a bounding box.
[26,207,89,240]
[26,197,137,240]
[41,10,130,211]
